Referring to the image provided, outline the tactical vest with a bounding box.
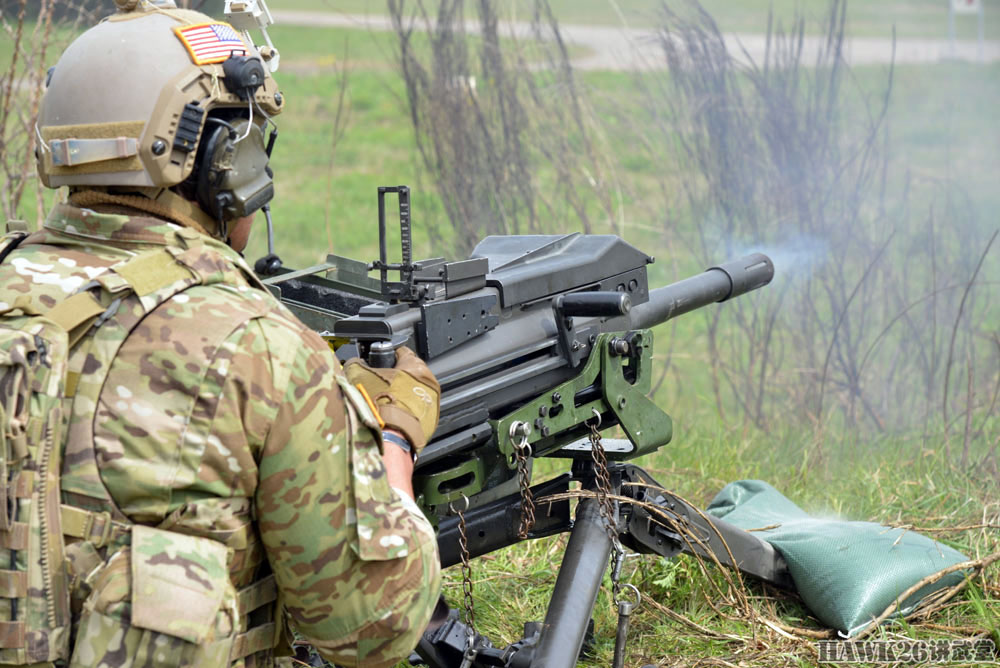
[0,225,284,667]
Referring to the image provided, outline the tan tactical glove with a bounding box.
[343,346,441,453]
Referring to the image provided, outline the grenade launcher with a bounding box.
[259,186,789,668]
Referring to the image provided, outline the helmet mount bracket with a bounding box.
[224,0,281,72]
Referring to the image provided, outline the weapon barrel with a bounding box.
[629,253,773,329]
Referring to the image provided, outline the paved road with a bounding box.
[271,9,1000,69]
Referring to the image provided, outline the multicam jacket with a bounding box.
[0,202,441,667]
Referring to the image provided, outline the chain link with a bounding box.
[592,405,642,668]
[514,436,536,540]
[452,496,476,637]
[609,541,626,601]
[588,412,626,600]
[588,416,621,548]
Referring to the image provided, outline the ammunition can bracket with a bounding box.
[414,456,487,518]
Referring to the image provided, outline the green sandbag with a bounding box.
[706,480,969,637]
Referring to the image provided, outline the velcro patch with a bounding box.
[174,22,247,65]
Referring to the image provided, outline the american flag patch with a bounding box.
[174,22,247,65]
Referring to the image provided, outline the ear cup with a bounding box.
[195,119,273,225]
[195,123,235,223]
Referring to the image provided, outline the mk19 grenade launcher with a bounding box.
[259,186,787,668]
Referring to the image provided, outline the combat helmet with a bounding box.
[36,0,284,237]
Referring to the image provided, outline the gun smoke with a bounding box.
[381,0,997,456]
[625,0,999,453]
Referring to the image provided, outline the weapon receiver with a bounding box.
[263,186,772,515]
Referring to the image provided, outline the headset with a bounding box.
[188,54,278,232]
[195,118,273,225]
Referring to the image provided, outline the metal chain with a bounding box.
[588,415,621,549]
[452,496,476,637]
[609,540,625,600]
[514,435,536,540]
[588,410,643,668]
[588,412,626,600]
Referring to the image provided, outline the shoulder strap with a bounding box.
[0,232,28,266]
[46,294,106,350]
[40,247,199,354]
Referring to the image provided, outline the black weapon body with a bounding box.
[268,235,772,502]
[261,187,786,668]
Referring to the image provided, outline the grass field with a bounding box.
[2,2,998,666]
[484,434,999,667]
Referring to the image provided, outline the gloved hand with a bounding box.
[343,346,440,453]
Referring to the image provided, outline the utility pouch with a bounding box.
[0,304,73,664]
[340,383,419,563]
[70,527,238,667]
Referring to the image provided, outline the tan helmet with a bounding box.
[37,0,283,231]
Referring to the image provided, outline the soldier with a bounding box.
[0,1,440,666]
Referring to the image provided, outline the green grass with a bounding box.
[454,429,998,667]
[268,23,404,64]
[264,22,587,70]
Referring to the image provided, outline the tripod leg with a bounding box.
[527,498,612,668]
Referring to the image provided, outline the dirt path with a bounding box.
[271,9,1000,69]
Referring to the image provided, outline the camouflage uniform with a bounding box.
[0,202,441,667]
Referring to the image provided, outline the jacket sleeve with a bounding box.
[254,315,441,668]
